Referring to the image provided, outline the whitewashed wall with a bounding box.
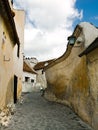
[22,72,36,92]
[35,69,47,90]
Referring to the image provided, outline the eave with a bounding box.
[0,0,20,45]
[23,61,37,74]
[79,38,98,57]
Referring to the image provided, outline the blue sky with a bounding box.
[75,0,98,27]
[14,0,98,61]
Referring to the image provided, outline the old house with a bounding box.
[23,60,37,92]
[34,59,55,90]
[43,22,98,130]
[0,0,25,110]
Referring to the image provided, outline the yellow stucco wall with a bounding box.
[0,15,14,109]
[0,2,25,109]
[45,37,98,130]
[87,48,98,130]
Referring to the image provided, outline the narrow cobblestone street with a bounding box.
[1,92,93,130]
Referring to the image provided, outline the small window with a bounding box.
[2,32,6,44]
[25,77,30,82]
[31,79,34,83]
[17,44,20,57]
[42,70,43,74]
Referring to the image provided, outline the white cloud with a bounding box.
[14,0,83,61]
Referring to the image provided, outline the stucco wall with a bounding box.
[44,22,98,130]
[22,72,36,92]
[36,70,47,90]
[0,2,25,109]
[44,45,93,127]
[13,9,25,97]
[87,48,98,130]
[0,15,14,109]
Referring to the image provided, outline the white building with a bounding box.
[34,59,55,90]
[22,60,37,92]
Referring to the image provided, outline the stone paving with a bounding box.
[0,92,94,130]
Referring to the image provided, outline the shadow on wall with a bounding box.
[5,77,14,106]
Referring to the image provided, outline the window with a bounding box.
[42,70,44,74]
[31,79,34,83]
[17,44,20,57]
[2,32,6,45]
[25,77,30,82]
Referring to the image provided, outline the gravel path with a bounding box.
[1,92,93,130]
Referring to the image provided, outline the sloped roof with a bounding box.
[34,59,55,70]
[0,0,20,45]
[23,61,37,74]
[79,37,98,57]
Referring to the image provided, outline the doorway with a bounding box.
[14,75,18,103]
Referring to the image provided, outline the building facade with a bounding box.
[23,60,37,92]
[34,59,55,90]
[0,0,25,109]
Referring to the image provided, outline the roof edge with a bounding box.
[79,37,98,57]
[0,0,20,45]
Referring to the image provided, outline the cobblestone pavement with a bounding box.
[1,92,93,130]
